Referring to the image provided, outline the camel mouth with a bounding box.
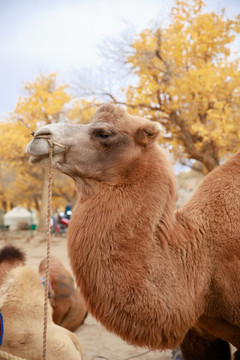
[29,153,50,164]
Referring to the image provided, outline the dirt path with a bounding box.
[0,230,172,360]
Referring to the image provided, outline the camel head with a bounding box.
[26,103,161,185]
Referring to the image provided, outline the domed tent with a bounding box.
[4,207,32,230]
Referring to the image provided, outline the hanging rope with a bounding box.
[42,141,53,360]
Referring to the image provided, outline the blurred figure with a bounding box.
[65,203,72,220]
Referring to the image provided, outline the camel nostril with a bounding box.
[31,131,35,137]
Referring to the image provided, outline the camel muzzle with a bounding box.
[26,128,66,164]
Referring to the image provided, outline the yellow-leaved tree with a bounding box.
[0,73,73,231]
[68,98,98,124]
[122,0,240,172]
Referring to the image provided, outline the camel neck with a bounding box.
[67,181,203,350]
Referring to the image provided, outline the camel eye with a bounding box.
[97,132,110,139]
[94,128,116,141]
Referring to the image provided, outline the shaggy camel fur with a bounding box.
[0,245,26,286]
[39,256,88,331]
[27,103,240,360]
[0,265,82,360]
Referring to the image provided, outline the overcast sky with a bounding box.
[0,0,239,120]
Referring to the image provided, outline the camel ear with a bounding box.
[135,122,161,146]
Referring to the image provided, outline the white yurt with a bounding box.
[4,207,32,230]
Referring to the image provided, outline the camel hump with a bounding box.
[0,245,26,264]
[39,256,68,274]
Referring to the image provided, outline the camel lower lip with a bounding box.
[30,154,49,163]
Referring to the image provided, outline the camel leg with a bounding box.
[180,328,231,360]
[198,315,240,349]
[234,349,240,360]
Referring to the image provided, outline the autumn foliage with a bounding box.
[125,0,240,172]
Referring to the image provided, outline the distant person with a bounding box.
[65,203,72,219]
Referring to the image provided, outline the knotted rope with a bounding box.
[42,139,65,359]
[42,140,53,360]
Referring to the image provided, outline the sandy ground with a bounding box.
[0,230,173,360]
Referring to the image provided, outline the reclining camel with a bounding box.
[26,103,240,359]
[0,245,86,332]
[0,265,82,359]
[39,256,88,331]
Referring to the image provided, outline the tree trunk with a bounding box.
[34,196,40,212]
[2,201,7,213]
[168,111,219,173]
[38,168,49,232]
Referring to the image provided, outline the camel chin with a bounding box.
[29,150,64,168]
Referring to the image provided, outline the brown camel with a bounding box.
[0,265,82,359]
[26,103,240,360]
[0,245,26,286]
[39,256,88,331]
